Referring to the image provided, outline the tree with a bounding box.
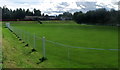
[62,12,72,17]
[108,9,118,25]
[0,7,2,20]
[73,11,84,24]
[33,8,41,16]
[26,9,33,16]
[42,13,45,16]
[2,6,11,19]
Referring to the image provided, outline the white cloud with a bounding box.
[0,0,119,16]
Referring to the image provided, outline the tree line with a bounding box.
[1,6,72,20]
[73,8,119,26]
[1,6,42,20]
[1,6,119,25]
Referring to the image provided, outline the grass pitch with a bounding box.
[2,21,118,68]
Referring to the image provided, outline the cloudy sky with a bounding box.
[0,0,119,16]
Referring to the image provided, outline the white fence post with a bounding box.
[27,32,29,44]
[42,36,46,58]
[68,48,70,68]
[6,23,10,28]
[33,33,36,49]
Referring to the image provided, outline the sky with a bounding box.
[0,0,119,16]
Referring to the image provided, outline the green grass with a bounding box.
[2,21,118,68]
[2,26,49,68]
[0,22,2,69]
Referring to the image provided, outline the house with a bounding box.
[47,16,57,20]
[25,16,45,20]
[60,17,72,20]
[24,16,72,20]
[25,16,39,20]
